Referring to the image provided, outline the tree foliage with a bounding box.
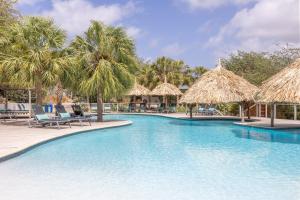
[137,56,208,90]
[0,16,71,104]
[0,0,19,27]
[222,48,300,86]
[70,21,137,121]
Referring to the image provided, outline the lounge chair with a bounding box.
[71,104,95,118]
[140,103,146,112]
[55,105,91,126]
[104,104,112,113]
[129,103,136,112]
[208,107,217,115]
[0,109,13,120]
[29,105,71,129]
[158,103,166,113]
[198,107,206,115]
[168,104,176,113]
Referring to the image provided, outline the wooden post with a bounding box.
[28,89,32,118]
[148,95,151,109]
[189,104,193,119]
[274,104,277,119]
[258,103,261,117]
[247,102,250,120]
[239,104,242,117]
[185,104,188,114]
[256,104,259,117]
[270,103,275,127]
[265,104,268,118]
[240,102,245,122]
[165,95,168,110]
[294,105,297,120]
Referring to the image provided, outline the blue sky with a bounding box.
[17,0,299,68]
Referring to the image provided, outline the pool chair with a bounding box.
[55,105,92,126]
[198,107,206,115]
[158,103,166,113]
[207,107,217,115]
[29,105,71,129]
[129,103,136,112]
[71,104,96,118]
[168,104,177,113]
[140,103,146,112]
[104,104,112,113]
[0,109,14,122]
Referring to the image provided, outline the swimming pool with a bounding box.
[1,115,300,200]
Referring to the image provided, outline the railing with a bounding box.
[1,102,299,120]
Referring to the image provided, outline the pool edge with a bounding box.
[0,120,133,163]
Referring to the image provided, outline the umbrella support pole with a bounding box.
[189,105,193,119]
[240,102,245,122]
[271,103,275,127]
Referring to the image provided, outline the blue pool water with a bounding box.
[1,115,300,200]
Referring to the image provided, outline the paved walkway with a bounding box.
[235,117,300,129]
[0,119,131,162]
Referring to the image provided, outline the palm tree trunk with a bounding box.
[97,90,103,122]
[56,82,63,105]
[35,76,43,106]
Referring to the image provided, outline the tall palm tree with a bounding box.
[137,64,159,90]
[70,21,137,122]
[0,16,71,105]
[137,57,188,89]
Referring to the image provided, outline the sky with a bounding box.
[16,0,300,68]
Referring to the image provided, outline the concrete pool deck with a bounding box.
[0,119,132,162]
[1,113,300,162]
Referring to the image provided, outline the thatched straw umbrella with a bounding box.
[150,77,182,108]
[127,81,151,97]
[126,80,151,111]
[256,58,300,127]
[180,60,258,120]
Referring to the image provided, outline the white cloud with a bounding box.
[207,0,300,54]
[41,0,139,36]
[161,43,186,57]
[125,26,142,39]
[178,0,256,9]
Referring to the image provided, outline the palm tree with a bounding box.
[137,63,159,90]
[0,0,19,31]
[137,57,188,89]
[70,21,137,122]
[0,16,71,105]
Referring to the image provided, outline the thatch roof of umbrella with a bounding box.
[150,78,182,96]
[179,61,258,104]
[256,58,300,103]
[127,81,151,96]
